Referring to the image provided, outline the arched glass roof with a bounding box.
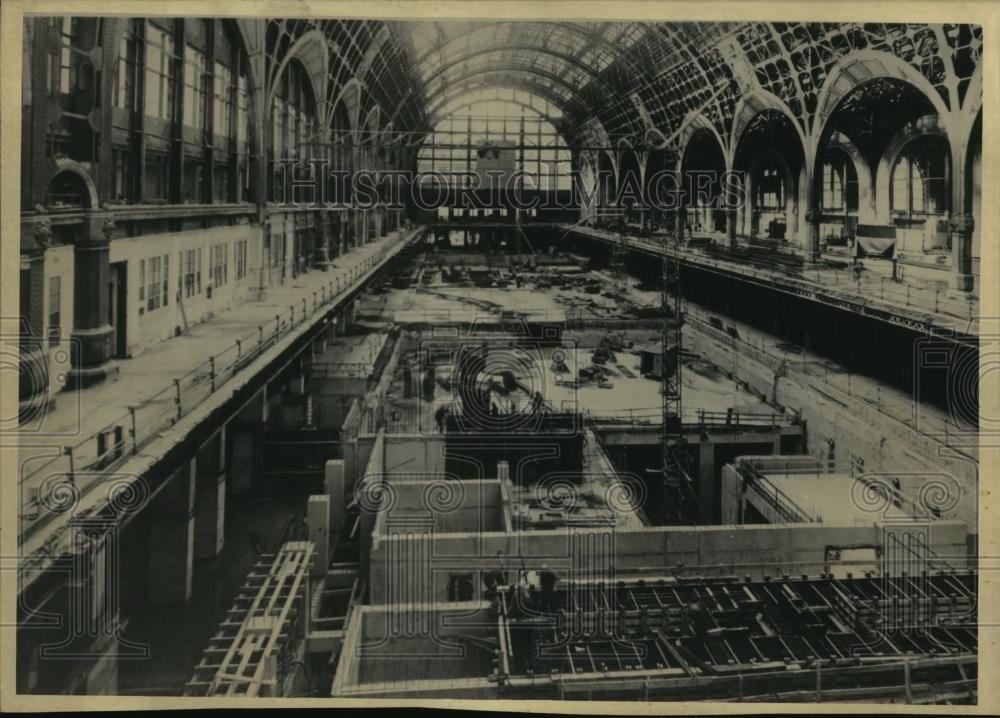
[261,19,983,153]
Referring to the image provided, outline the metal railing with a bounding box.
[736,460,815,524]
[566,225,978,327]
[19,237,410,544]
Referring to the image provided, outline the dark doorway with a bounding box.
[109,261,128,358]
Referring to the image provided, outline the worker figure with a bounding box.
[827,438,836,471]
[685,600,711,641]
[434,403,448,433]
[852,259,864,283]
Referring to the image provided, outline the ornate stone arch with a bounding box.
[873,114,949,223]
[728,90,808,172]
[812,50,951,144]
[677,112,729,172]
[49,158,99,210]
[265,29,328,114]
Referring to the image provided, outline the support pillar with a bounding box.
[307,495,330,577]
[725,208,738,250]
[950,214,975,291]
[194,430,226,558]
[802,208,821,263]
[698,442,715,523]
[325,459,346,534]
[68,212,117,388]
[148,458,196,605]
[314,211,331,270]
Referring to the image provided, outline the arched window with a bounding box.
[891,135,949,218]
[756,165,784,210]
[820,150,858,213]
[269,60,316,202]
[417,94,572,193]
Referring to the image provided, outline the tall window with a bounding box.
[211,243,228,287]
[822,162,844,210]
[181,248,202,298]
[820,150,859,213]
[891,135,949,218]
[144,23,176,120]
[269,61,315,202]
[144,255,168,312]
[114,23,138,109]
[182,44,206,129]
[47,276,61,346]
[144,152,171,201]
[51,18,78,94]
[757,166,784,209]
[417,96,573,192]
[235,239,248,280]
[237,74,251,201]
[213,60,232,138]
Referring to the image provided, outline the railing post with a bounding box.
[259,325,264,346]
[128,406,137,454]
[210,356,216,392]
[174,379,182,420]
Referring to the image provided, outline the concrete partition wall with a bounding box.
[384,479,505,534]
[384,434,446,477]
[367,520,969,604]
[358,431,386,578]
[332,602,496,698]
[684,324,978,530]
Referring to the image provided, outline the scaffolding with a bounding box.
[185,542,315,697]
[493,571,977,702]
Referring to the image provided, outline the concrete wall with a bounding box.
[384,434,446,478]
[108,224,263,355]
[332,601,496,696]
[368,520,968,604]
[386,479,505,534]
[684,321,978,530]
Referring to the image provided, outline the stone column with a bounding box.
[194,430,226,558]
[950,214,975,291]
[68,212,117,388]
[698,442,715,523]
[325,459,346,535]
[802,208,821,263]
[307,495,330,577]
[313,211,331,270]
[148,459,196,605]
[725,208,738,250]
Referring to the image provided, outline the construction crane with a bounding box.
[658,203,699,524]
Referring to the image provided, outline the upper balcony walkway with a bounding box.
[562,224,979,339]
[13,226,422,583]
